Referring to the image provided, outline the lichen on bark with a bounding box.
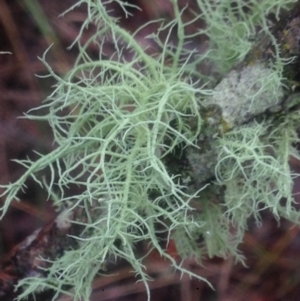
[1,1,300,301]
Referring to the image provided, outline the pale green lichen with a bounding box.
[196,0,297,73]
[1,0,300,301]
[216,113,300,225]
[205,63,284,128]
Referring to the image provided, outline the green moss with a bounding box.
[1,0,299,300]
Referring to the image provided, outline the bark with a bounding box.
[1,3,300,301]
[0,209,84,300]
[167,4,300,189]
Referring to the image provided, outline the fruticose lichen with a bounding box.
[1,0,300,301]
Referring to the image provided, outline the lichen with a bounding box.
[205,63,284,129]
[216,111,300,224]
[0,0,300,301]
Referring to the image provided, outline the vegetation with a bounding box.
[1,0,300,300]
